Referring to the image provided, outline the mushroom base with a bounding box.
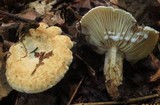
[104,46,123,99]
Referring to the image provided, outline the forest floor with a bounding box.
[0,0,160,105]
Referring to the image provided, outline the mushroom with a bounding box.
[80,6,159,99]
[6,22,73,93]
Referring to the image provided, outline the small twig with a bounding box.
[67,77,85,105]
[0,10,36,23]
[30,47,38,53]
[127,94,159,103]
[71,101,123,105]
[75,53,96,77]
[71,94,160,105]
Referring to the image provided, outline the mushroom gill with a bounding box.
[80,6,159,99]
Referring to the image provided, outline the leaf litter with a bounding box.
[0,0,160,105]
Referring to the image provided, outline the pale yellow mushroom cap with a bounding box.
[6,22,73,93]
[80,6,159,63]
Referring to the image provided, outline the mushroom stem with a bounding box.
[104,46,123,99]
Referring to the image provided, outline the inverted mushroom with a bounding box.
[80,6,159,99]
[6,23,73,93]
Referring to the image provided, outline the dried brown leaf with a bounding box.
[43,11,65,26]
[31,51,53,75]
[110,0,127,9]
[0,43,6,63]
[150,69,160,82]
[149,53,160,69]
[0,58,12,100]
[149,54,160,82]
[158,0,160,4]
[18,10,38,20]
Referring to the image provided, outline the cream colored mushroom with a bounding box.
[6,22,73,93]
[80,6,159,99]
